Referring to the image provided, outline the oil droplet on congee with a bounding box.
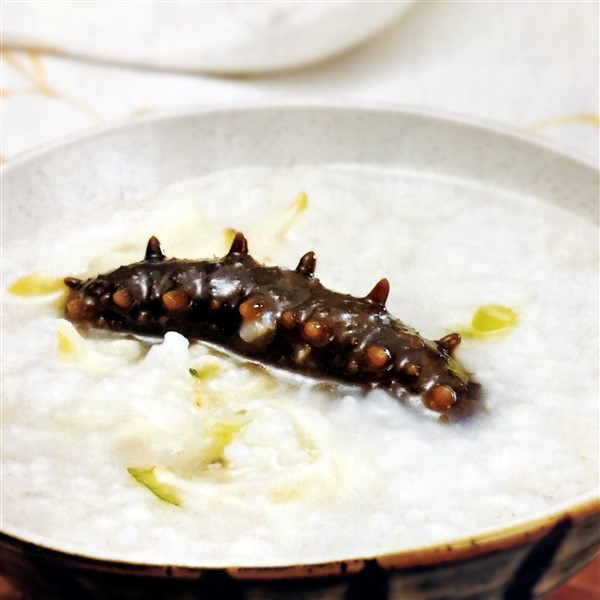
[460,305,519,339]
[9,273,67,296]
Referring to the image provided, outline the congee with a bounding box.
[2,166,598,566]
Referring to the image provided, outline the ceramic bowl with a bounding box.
[2,104,598,600]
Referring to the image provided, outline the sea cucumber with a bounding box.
[64,233,480,413]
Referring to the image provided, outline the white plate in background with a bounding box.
[2,2,412,74]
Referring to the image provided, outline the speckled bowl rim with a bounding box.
[1,101,599,578]
[2,99,599,172]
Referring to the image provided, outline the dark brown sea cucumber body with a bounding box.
[64,233,480,413]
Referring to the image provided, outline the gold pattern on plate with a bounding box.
[1,50,103,122]
[130,106,160,117]
[527,113,600,131]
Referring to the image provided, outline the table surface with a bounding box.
[1,2,598,599]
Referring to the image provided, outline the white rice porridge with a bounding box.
[2,166,598,566]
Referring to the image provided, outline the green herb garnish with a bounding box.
[189,363,221,379]
[127,466,182,506]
